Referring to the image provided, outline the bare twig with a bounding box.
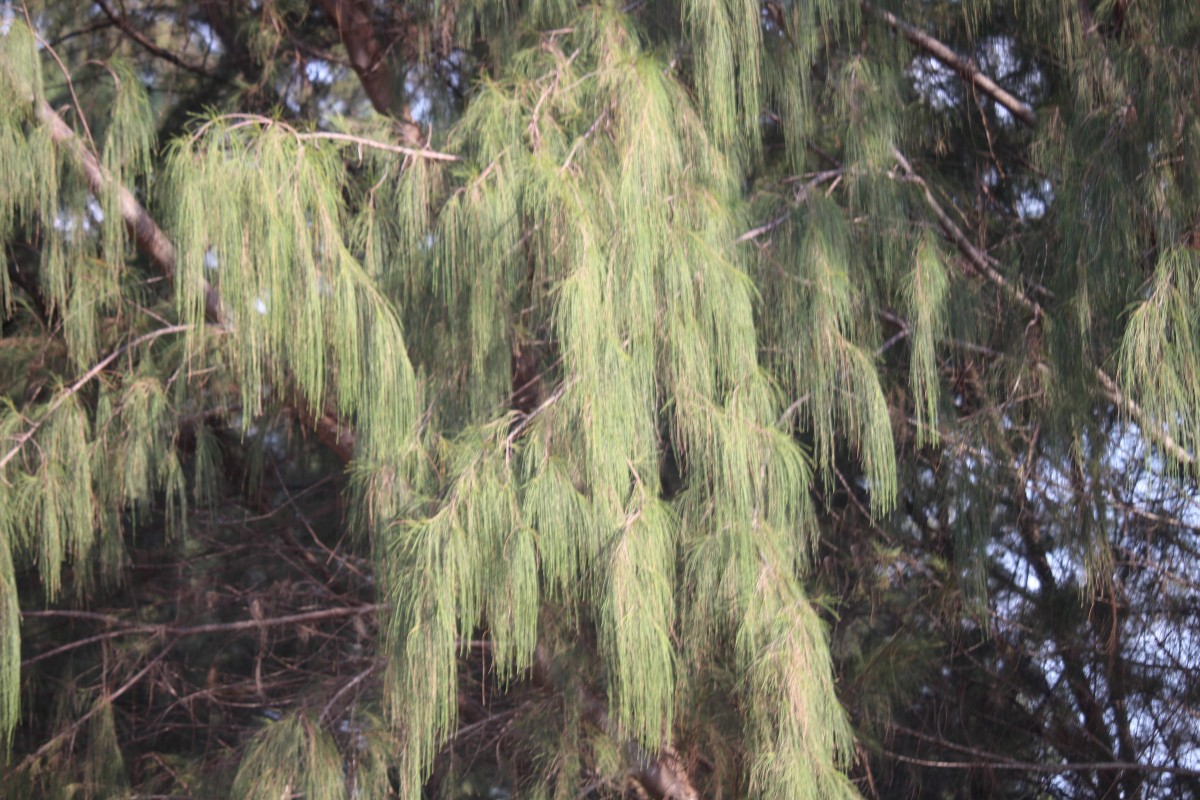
[22,6,98,151]
[890,147,1036,314]
[885,721,1200,777]
[169,604,384,637]
[864,1,1037,128]
[891,147,1194,467]
[736,169,844,243]
[319,663,379,722]
[562,102,614,173]
[506,379,573,448]
[301,129,459,161]
[0,325,190,473]
[94,0,216,78]
[20,605,385,665]
[24,643,177,766]
[188,113,458,161]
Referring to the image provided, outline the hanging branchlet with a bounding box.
[165,117,420,469]
[904,234,950,446]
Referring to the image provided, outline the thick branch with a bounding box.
[865,2,1037,128]
[294,399,357,463]
[315,0,393,115]
[34,100,225,325]
[314,0,430,144]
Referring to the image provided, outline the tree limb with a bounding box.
[865,1,1037,128]
[890,147,1194,468]
[312,0,440,144]
[315,0,391,112]
[33,100,226,325]
[94,0,218,78]
[0,325,190,473]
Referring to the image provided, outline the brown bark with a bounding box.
[313,0,428,145]
[34,100,226,326]
[314,0,393,114]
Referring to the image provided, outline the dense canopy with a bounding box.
[1,1,1198,798]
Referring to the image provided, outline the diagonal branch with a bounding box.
[315,0,392,113]
[890,147,1194,468]
[94,0,218,78]
[34,100,226,325]
[865,1,1037,128]
[0,324,190,473]
[22,643,177,766]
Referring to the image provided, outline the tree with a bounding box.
[1,1,1198,798]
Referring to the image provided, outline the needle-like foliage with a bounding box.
[3,1,1200,798]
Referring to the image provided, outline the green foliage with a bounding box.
[232,713,347,800]
[0,523,17,751]
[166,119,419,465]
[1118,248,1200,462]
[905,235,950,445]
[3,1,1200,798]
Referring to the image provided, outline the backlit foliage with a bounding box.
[2,1,1200,797]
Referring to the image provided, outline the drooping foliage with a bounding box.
[2,1,1199,798]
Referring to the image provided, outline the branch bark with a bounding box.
[315,0,392,113]
[865,1,1037,128]
[315,0,427,144]
[34,100,226,325]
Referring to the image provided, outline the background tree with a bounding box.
[1,1,1198,798]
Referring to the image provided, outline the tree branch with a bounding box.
[94,0,218,78]
[865,1,1037,128]
[885,748,1200,777]
[315,0,391,112]
[890,147,1194,468]
[0,325,190,473]
[885,720,1200,777]
[22,644,177,766]
[33,100,226,325]
[21,604,385,633]
[736,169,844,242]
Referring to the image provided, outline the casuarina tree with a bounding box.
[1,2,1197,798]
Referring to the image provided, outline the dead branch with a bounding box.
[865,2,1037,128]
